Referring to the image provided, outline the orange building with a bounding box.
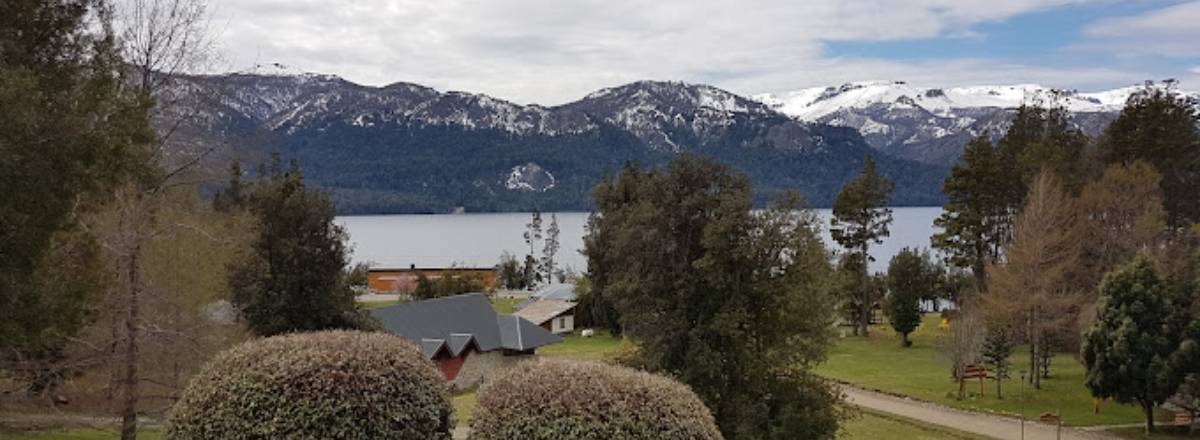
[367,265,497,293]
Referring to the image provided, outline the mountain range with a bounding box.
[755,81,1197,165]
[160,64,1191,214]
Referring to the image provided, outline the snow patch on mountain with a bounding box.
[752,81,1199,165]
[505,163,556,192]
[753,81,1151,121]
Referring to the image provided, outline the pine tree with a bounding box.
[0,0,153,393]
[523,210,543,287]
[1098,83,1200,228]
[885,248,929,347]
[1083,254,1190,434]
[541,213,560,283]
[980,325,1014,399]
[935,101,1093,293]
[831,156,894,336]
[227,157,364,336]
[585,155,843,439]
[932,137,1009,293]
[212,161,247,212]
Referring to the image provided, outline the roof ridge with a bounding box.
[514,315,523,349]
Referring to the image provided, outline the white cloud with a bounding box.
[1078,1,1200,57]
[193,0,1168,104]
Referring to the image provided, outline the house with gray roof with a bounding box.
[370,293,561,389]
[513,299,576,334]
[515,283,577,311]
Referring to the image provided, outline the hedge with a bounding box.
[471,359,723,440]
[167,330,452,440]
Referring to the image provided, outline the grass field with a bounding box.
[489,297,521,315]
[816,314,1154,427]
[539,330,623,361]
[1108,426,1199,439]
[452,389,478,426]
[841,407,994,440]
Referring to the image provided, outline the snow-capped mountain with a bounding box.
[754,81,1198,165]
[158,67,946,213]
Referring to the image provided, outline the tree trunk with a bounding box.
[120,204,143,440]
[972,258,987,294]
[956,371,966,400]
[1028,311,1041,390]
[901,332,910,347]
[859,299,871,337]
[996,376,1003,400]
[1142,402,1155,435]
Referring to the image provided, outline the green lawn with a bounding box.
[1108,426,1199,439]
[0,428,162,440]
[816,314,1153,427]
[452,389,478,426]
[540,330,623,361]
[841,407,994,440]
[489,297,521,315]
[357,300,398,309]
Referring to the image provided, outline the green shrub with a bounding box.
[167,330,451,440]
[471,359,723,440]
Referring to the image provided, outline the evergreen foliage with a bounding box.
[932,136,1011,293]
[226,156,367,336]
[885,248,931,347]
[1083,255,1190,434]
[541,213,561,282]
[583,155,843,440]
[495,252,528,290]
[1097,84,1200,227]
[0,0,154,380]
[980,325,1014,399]
[831,156,894,336]
[935,103,1093,293]
[412,270,483,300]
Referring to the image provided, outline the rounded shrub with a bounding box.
[167,330,451,440]
[471,359,723,440]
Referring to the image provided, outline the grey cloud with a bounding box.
[200,0,1176,104]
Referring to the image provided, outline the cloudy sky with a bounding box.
[205,0,1200,105]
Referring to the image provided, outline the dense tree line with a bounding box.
[926,84,1200,433]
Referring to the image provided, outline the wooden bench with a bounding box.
[962,364,988,397]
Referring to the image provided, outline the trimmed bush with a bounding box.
[167,330,451,440]
[471,359,723,440]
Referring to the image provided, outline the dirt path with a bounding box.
[842,386,1121,440]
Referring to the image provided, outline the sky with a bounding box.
[202,0,1200,105]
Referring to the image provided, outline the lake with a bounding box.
[337,207,943,273]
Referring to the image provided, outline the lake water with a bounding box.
[338,207,943,273]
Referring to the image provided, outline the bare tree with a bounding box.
[942,302,984,400]
[101,1,217,438]
[985,170,1084,390]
